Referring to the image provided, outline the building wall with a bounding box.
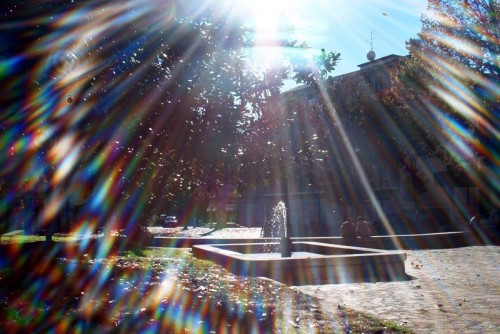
[234,54,481,235]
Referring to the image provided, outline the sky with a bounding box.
[243,0,429,79]
[300,0,428,74]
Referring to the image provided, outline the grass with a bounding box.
[339,306,414,334]
[1,239,415,333]
[1,234,90,244]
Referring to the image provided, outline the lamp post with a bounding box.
[280,172,292,257]
[279,112,292,258]
[44,130,59,243]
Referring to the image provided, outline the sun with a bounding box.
[238,0,301,42]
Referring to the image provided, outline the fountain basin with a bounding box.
[192,241,407,285]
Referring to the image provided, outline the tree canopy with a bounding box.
[0,0,340,230]
[417,0,499,76]
[394,0,499,208]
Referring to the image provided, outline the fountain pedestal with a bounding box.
[280,236,292,257]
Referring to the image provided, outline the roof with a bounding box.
[283,54,406,94]
[357,54,407,71]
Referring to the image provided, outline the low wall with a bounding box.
[192,242,408,285]
[153,231,488,250]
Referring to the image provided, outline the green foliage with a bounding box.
[415,0,499,76]
[0,235,80,244]
[323,67,433,199]
[403,0,499,133]
[1,0,342,232]
[123,6,342,209]
[291,45,341,86]
[339,305,415,334]
[399,0,499,205]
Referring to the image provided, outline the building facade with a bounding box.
[235,53,482,236]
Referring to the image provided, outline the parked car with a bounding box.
[162,215,178,227]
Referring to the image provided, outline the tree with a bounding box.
[418,0,499,76]
[322,70,433,212]
[290,46,341,86]
[395,0,499,212]
[0,0,341,234]
[402,0,499,158]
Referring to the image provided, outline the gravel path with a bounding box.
[148,226,263,238]
[294,246,500,333]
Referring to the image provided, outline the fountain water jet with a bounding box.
[261,201,291,257]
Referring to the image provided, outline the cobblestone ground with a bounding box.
[294,246,500,334]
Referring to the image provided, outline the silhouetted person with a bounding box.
[340,218,356,238]
[356,216,372,237]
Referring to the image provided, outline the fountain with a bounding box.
[192,203,408,285]
[261,201,291,257]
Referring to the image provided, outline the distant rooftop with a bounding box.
[283,54,407,94]
[358,54,408,71]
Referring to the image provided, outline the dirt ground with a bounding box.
[294,246,500,334]
[150,227,500,333]
[3,227,497,332]
[148,226,263,238]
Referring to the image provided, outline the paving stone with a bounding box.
[294,246,500,333]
